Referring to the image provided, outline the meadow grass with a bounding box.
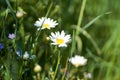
[0,0,120,80]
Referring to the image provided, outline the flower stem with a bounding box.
[53,51,61,80]
[61,58,68,80]
[76,0,87,36]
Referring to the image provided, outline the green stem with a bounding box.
[76,0,87,36]
[61,58,68,80]
[5,0,18,53]
[74,0,87,55]
[53,51,61,80]
[45,2,53,17]
[1,16,5,39]
[19,60,24,80]
[5,0,18,36]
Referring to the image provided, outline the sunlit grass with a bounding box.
[0,0,120,80]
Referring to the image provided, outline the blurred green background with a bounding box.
[0,0,120,80]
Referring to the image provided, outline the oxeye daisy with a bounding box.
[49,30,71,47]
[34,17,58,30]
[69,55,87,67]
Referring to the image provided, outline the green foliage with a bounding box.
[0,0,120,80]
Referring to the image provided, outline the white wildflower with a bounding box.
[49,30,71,47]
[69,55,87,67]
[34,17,58,30]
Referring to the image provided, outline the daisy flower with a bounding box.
[34,17,58,30]
[69,55,87,67]
[49,30,71,47]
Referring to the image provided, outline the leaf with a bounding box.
[76,36,82,53]
[83,12,112,30]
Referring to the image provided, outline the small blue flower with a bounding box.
[30,55,36,59]
[0,43,4,50]
[16,50,36,60]
[16,49,22,57]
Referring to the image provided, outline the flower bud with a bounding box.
[34,64,42,73]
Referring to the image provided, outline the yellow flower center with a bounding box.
[56,38,64,44]
[73,63,80,67]
[43,23,50,28]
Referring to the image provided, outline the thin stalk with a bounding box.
[61,58,68,80]
[75,0,87,54]
[45,2,53,17]
[5,0,18,53]
[76,0,87,36]
[42,73,45,80]
[5,0,18,36]
[37,73,40,80]
[1,16,5,39]
[70,30,76,56]
[53,51,61,80]
[19,60,24,80]
[83,72,87,80]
